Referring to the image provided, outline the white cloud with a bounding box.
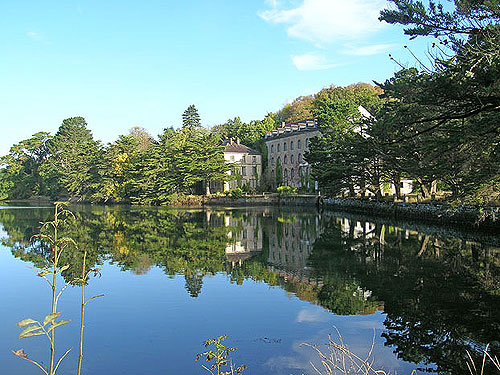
[296,308,329,322]
[343,43,396,56]
[26,31,49,45]
[259,0,387,45]
[292,53,338,71]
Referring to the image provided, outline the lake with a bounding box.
[0,205,499,375]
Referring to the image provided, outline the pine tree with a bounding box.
[182,105,201,130]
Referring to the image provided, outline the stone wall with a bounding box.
[323,198,500,231]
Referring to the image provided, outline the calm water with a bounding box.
[0,205,499,375]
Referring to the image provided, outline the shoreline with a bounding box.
[2,195,499,232]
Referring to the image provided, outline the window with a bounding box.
[271,144,274,153]
[242,155,246,163]
[298,154,302,163]
[241,166,246,176]
[298,139,302,149]
[290,154,294,164]
[252,156,256,163]
[230,155,235,161]
[291,168,295,179]
[252,166,257,176]
[283,142,287,151]
[305,138,309,147]
[271,157,274,165]
[290,141,294,150]
[284,155,288,164]
[277,144,280,152]
[277,156,281,165]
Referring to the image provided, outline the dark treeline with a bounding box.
[1,1,498,205]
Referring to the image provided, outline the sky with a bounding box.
[0,0,433,156]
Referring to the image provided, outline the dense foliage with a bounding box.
[0,106,232,204]
[305,0,499,203]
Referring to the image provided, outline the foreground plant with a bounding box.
[74,248,103,375]
[466,344,500,375]
[302,328,416,375]
[12,203,102,375]
[12,202,75,375]
[196,335,246,375]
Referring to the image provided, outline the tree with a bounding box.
[0,132,51,199]
[182,104,201,130]
[41,117,102,200]
[93,134,145,202]
[306,84,385,196]
[375,0,500,201]
[128,126,153,152]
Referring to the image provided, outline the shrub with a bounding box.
[229,188,243,199]
[277,186,297,196]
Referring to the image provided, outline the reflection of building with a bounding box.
[204,210,264,266]
[265,119,320,190]
[223,212,264,266]
[267,215,322,275]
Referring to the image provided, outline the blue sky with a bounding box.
[0,0,432,155]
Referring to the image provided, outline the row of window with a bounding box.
[271,153,303,166]
[241,166,258,176]
[229,155,258,163]
[269,138,309,154]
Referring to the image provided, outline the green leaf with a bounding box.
[19,325,45,339]
[46,320,70,333]
[17,318,37,327]
[43,312,61,326]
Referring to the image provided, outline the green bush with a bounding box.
[277,186,297,196]
[229,188,243,199]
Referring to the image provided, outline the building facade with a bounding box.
[216,139,262,191]
[264,119,321,190]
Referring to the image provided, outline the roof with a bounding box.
[224,140,261,155]
[264,118,318,140]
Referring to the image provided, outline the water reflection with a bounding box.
[0,206,499,375]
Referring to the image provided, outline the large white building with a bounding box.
[264,119,320,190]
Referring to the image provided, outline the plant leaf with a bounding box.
[19,325,42,339]
[17,319,37,327]
[46,320,70,333]
[20,329,45,339]
[43,312,61,326]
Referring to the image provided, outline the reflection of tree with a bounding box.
[0,207,230,297]
[309,219,383,316]
[310,216,500,375]
[184,272,204,298]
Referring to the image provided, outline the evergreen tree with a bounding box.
[182,104,201,130]
[41,117,102,200]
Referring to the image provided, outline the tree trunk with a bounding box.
[392,174,401,199]
[430,180,438,194]
[416,178,430,198]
